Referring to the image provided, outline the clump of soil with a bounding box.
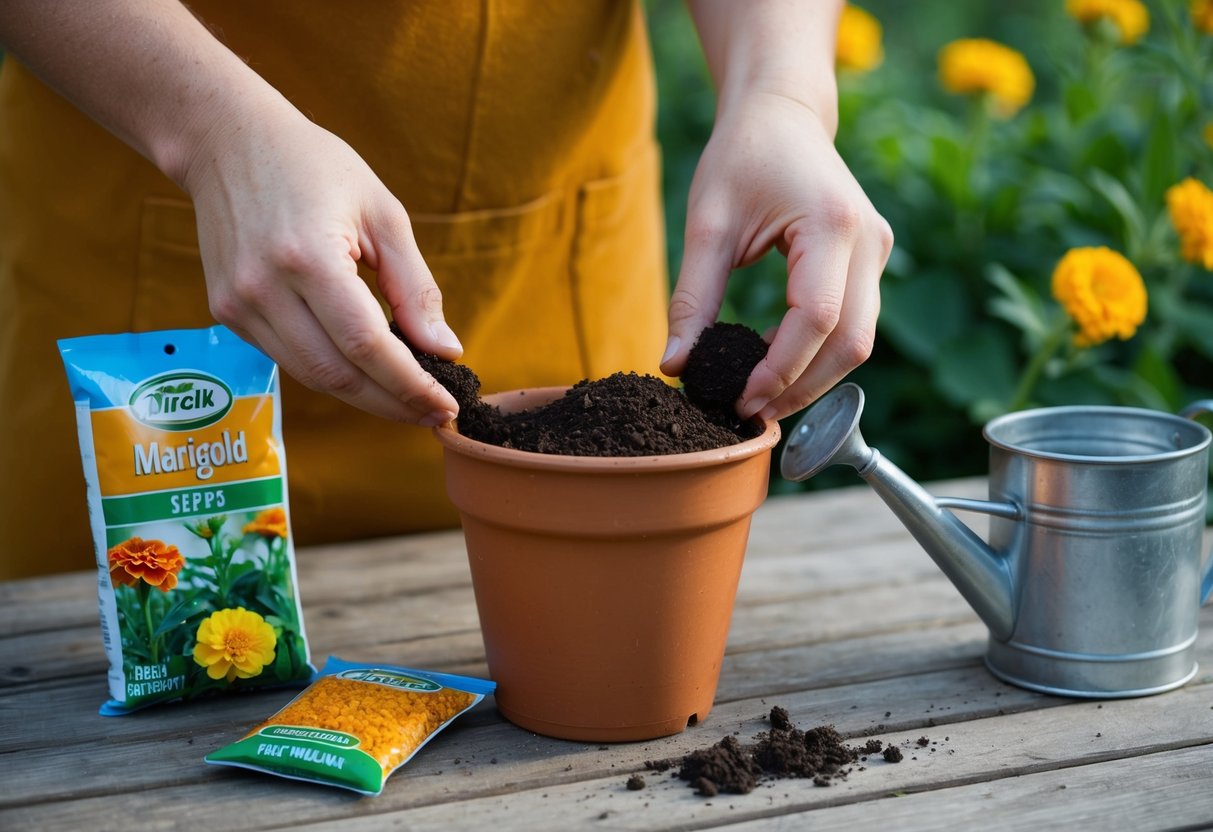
[681,322,770,420]
[391,320,766,456]
[677,735,761,796]
[639,706,929,797]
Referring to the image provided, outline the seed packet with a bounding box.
[58,326,313,715]
[206,657,496,795]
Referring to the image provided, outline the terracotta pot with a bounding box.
[434,386,780,742]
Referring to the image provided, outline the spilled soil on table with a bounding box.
[391,320,768,455]
[640,707,923,797]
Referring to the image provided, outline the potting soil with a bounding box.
[391,321,768,456]
[643,707,919,796]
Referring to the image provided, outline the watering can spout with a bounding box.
[781,384,1019,642]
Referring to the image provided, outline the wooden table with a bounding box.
[3,478,1212,830]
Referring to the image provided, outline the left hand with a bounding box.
[659,91,893,422]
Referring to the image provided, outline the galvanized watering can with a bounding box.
[781,383,1213,698]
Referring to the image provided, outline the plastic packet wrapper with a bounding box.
[206,657,496,794]
[58,326,313,714]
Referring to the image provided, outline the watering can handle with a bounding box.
[934,496,1023,521]
[1178,399,1213,606]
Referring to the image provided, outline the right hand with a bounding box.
[181,106,462,426]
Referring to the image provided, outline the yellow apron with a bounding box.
[0,1,668,579]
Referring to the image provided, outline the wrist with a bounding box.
[688,0,842,140]
[716,73,840,140]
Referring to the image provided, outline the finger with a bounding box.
[240,284,457,425]
[298,267,460,421]
[363,201,463,361]
[737,217,853,418]
[747,219,889,421]
[660,207,734,377]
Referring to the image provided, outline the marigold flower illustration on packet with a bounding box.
[59,326,314,714]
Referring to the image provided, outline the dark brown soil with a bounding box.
[392,320,766,456]
[647,707,870,796]
[676,735,761,796]
[681,322,769,416]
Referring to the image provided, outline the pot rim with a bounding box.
[433,385,781,473]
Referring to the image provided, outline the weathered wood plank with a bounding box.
[243,684,1213,832]
[7,676,1206,831]
[0,479,989,638]
[5,476,1213,832]
[0,560,970,688]
[718,744,1213,831]
[0,614,992,755]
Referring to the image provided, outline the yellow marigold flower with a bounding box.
[1066,0,1150,44]
[836,5,883,72]
[938,39,1035,117]
[243,507,288,538]
[1052,247,1147,347]
[107,537,184,592]
[192,607,277,682]
[1166,178,1213,270]
[1192,0,1213,34]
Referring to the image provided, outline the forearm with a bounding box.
[686,0,843,136]
[0,0,298,189]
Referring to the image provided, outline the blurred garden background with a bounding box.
[647,0,1213,494]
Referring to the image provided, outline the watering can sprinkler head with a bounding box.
[780,381,1019,644]
[780,383,877,482]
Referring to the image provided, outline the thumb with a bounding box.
[660,217,734,377]
[367,206,463,360]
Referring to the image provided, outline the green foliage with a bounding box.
[648,0,1213,489]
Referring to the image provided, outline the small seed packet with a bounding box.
[58,326,314,714]
[206,657,496,795]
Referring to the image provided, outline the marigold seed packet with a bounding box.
[206,657,496,795]
[58,326,314,715]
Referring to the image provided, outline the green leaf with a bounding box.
[273,636,295,681]
[227,560,257,582]
[1080,132,1130,178]
[877,272,972,366]
[985,264,1051,347]
[928,134,968,204]
[1091,364,1170,411]
[153,593,207,639]
[1088,168,1147,256]
[1064,82,1098,124]
[1142,109,1178,210]
[1131,344,1181,410]
[931,327,1019,418]
[1166,300,1213,361]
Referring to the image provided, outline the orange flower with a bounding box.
[1192,0,1213,34]
[1066,0,1150,45]
[938,39,1035,117]
[107,537,184,592]
[836,5,883,73]
[1052,247,1147,347]
[243,507,288,538]
[1166,178,1213,270]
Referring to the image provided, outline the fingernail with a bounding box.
[428,321,463,353]
[740,396,769,419]
[419,410,456,428]
[660,336,680,367]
